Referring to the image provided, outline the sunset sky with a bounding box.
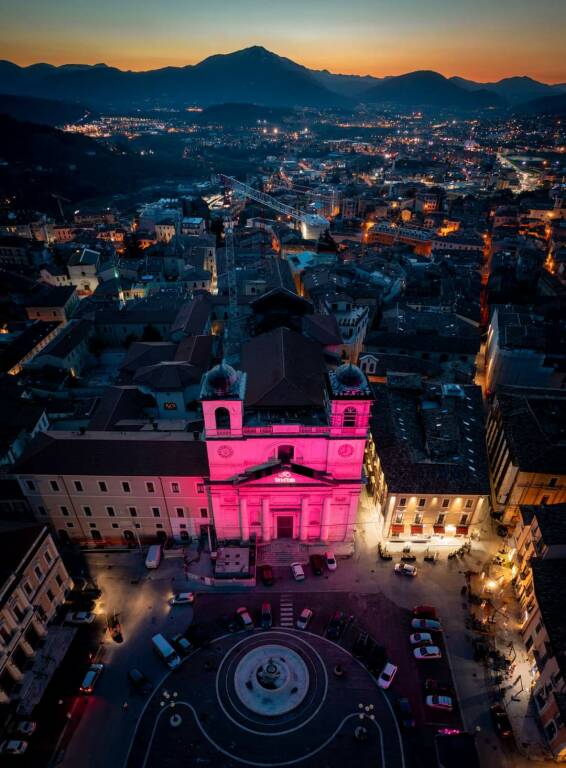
[1,0,565,83]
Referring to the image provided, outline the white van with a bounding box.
[145,544,162,570]
[152,634,181,669]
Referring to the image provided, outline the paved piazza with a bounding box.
[125,629,405,768]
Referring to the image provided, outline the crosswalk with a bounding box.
[279,594,294,628]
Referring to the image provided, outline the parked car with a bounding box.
[367,644,387,675]
[414,646,442,660]
[352,632,371,659]
[325,611,347,640]
[236,606,254,629]
[296,608,313,630]
[325,552,337,571]
[261,602,272,630]
[80,663,104,694]
[170,633,191,656]
[396,698,416,728]
[413,605,438,619]
[12,722,36,737]
[128,668,152,694]
[395,563,418,577]
[409,632,433,645]
[218,614,238,633]
[65,611,95,625]
[426,695,453,711]
[169,592,195,606]
[309,554,325,575]
[411,618,442,631]
[490,704,513,738]
[0,740,28,755]
[424,679,454,695]
[290,562,305,581]
[377,662,398,689]
[258,564,275,586]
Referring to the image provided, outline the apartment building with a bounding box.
[0,525,71,710]
[365,378,490,542]
[15,433,210,546]
[486,386,566,526]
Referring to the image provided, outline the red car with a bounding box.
[413,605,438,620]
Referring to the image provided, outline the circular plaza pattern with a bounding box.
[234,643,310,716]
[126,629,405,768]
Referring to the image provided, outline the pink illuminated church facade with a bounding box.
[200,328,372,546]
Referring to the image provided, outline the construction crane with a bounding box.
[51,193,70,224]
[219,175,329,241]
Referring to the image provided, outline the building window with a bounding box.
[156,524,163,529]
[545,722,557,742]
[152,507,160,518]
[111,523,119,529]
[343,407,357,427]
[541,496,550,505]
[414,512,423,525]
[134,523,141,529]
[442,498,450,508]
[55,574,63,587]
[122,482,131,493]
[44,550,52,565]
[278,445,294,463]
[26,480,36,492]
[106,506,116,517]
[23,582,33,597]
[394,511,404,524]
[60,506,69,516]
[46,589,55,603]
[83,506,92,517]
[50,480,60,492]
[418,499,426,508]
[200,508,208,518]
[215,407,231,430]
[549,478,557,488]
[197,484,204,494]
[129,507,137,517]
[436,513,446,525]
[89,523,97,529]
[37,506,47,516]
[66,522,74,528]
[98,481,108,492]
[74,481,84,492]
[176,508,185,518]
[460,514,469,525]
[34,565,43,580]
[465,499,473,508]
[146,482,155,493]
[171,482,180,494]
[399,498,406,507]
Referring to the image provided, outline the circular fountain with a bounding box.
[234,644,309,716]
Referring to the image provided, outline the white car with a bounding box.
[0,740,28,755]
[411,618,442,631]
[426,695,453,711]
[409,632,433,645]
[394,563,418,577]
[296,608,313,630]
[377,662,398,689]
[169,592,195,605]
[325,552,337,571]
[290,562,305,581]
[65,611,95,625]
[414,645,442,660]
[236,607,254,629]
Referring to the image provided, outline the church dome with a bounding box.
[205,361,238,396]
[335,363,366,390]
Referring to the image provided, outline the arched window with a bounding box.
[277,445,294,464]
[215,407,230,430]
[343,407,357,427]
[123,530,134,542]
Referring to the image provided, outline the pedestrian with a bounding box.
[122,701,129,712]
